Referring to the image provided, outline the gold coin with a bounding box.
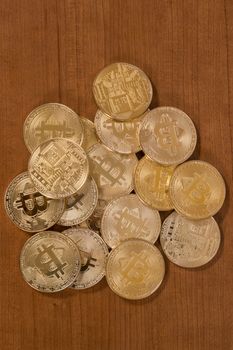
[20,231,81,292]
[87,143,138,200]
[93,62,152,121]
[86,199,108,234]
[80,117,99,151]
[94,109,146,154]
[64,228,109,289]
[134,156,175,211]
[169,160,226,219]
[101,194,161,249]
[58,177,98,226]
[24,103,83,153]
[106,239,165,300]
[4,172,64,232]
[28,138,89,199]
[139,107,197,165]
[160,211,221,268]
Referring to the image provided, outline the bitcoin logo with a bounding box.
[92,155,125,186]
[103,119,137,139]
[66,193,84,210]
[35,114,75,141]
[80,249,97,272]
[114,207,149,238]
[119,250,151,285]
[182,173,211,204]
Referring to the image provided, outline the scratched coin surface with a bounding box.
[4,172,64,232]
[106,239,165,300]
[20,231,81,292]
[24,103,83,153]
[87,143,138,200]
[160,211,221,268]
[28,138,89,199]
[64,228,109,289]
[80,117,99,151]
[169,160,226,219]
[94,109,145,154]
[139,107,197,165]
[58,177,98,226]
[86,199,108,234]
[134,156,175,211]
[93,62,153,121]
[101,194,161,249]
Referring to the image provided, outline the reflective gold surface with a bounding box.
[86,199,108,234]
[80,117,99,151]
[93,62,152,121]
[106,239,165,300]
[101,194,161,248]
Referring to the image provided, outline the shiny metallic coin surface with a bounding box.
[80,117,99,151]
[20,231,81,292]
[93,62,153,121]
[64,228,109,289]
[86,199,108,234]
[58,177,98,226]
[4,172,64,232]
[101,194,161,249]
[139,107,197,165]
[94,109,145,154]
[134,156,175,211]
[160,211,221,268]
[24,103,83,153]
[106,239,165,300]
[88,143,138,200]
[28,138,89,199]
[169,160,226,219]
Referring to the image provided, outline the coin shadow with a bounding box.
[150,82,159,109]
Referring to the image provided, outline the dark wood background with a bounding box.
[0,1,233,349]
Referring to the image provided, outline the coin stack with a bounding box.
[4,62,226,300]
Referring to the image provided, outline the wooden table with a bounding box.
[0,1,232,349]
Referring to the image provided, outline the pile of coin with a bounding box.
[4,62,226,300]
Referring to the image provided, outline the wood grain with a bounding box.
[0,1,233,349]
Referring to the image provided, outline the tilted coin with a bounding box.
[87,143,138,200]
[106,239,165,300]
[160,211,221,268]
[20,231,81,292]
[93,62,153,121]
[80,117,99,151]
[134,156,175,211]
[94,109,146,154]
[139,107,197,165]
[24,103,83,153]
[28,138,89,199]
[101,194,161,249]
[64,228,109,289]
[169,160,226,219]
[58,177,98,226]
[4,172,64,232]
[86,199,108,234]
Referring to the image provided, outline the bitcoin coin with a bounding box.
[93,62,153,121]
[101,194,161,248]
[134,156,175,211]
[64,228,109,289]
[88,143,138,200]
[20,231,81,292]
[86,199,108,234]
[24,103,83,153]
[58,177,98,226]
[160,211,221,268]
[4,172,64,232]
[139,107,197,165]
[94,109,146,154]
[169,160,226,219]
[106,239,165,300]
[28,138,89,199]
[80,117,99,151]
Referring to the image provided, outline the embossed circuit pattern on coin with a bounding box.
[86,199,108,234]
[80,117,99,151]
[106,239,165,300]
[88,143,138,200]
[4,172,64,232]
[160,211,221,267]
[58,177,98,226]
[64,228,109,289]
[24,103,83,153]
[20,231,81,292]
[94,109,145,154]
[93,62,153,121]
[101,194,161,248]
[169,160,226,219]
[134,156,175,211]
[139,107,197,165]
[28,138,89,199]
